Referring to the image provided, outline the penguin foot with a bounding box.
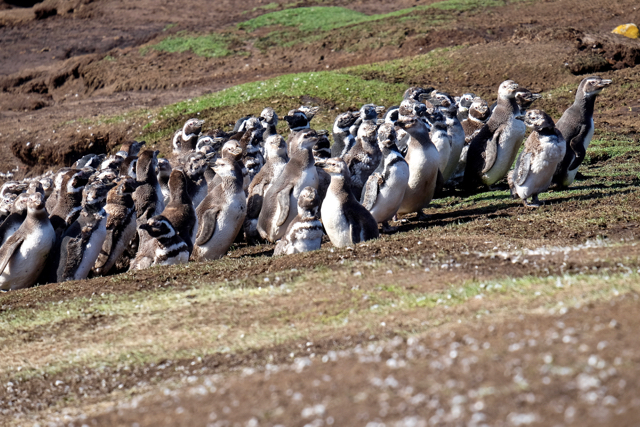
[415,211,430,222]
[523,197,542,208]
[381,221,399,234]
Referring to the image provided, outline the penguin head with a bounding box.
[27,192,46,213]
[196,135,215,153]
[469,97,490,122]
[82,182,109,208]
[358,122,378,143]
[317,157,349,178]
[183,152,208,179]
[384,107,399,124]
[100,155,123,172]
[39,177,53,197]
[27,180,44,196]
[425,109,446,129]
[457,93,476,109]
[334,111,359,130]
[260,107,278,127]
[121,140,146,157]
[297,186,320,215]
[293,129,319,152]
[211,159,236,178]
[515,88,542,110]
[580,76,612,98]
[0,194,17,215]
[66,169,92,194]
[183,118,205,137]
[429,91,456,113]
[139,215,175,239]
[264,135,287,160]
[221,140,243,161]
[360,104,383,121]
[168,169,189,196]
[283,110,310,131]
[108,178,137,205]
[399,98,427,118]
[395,115,424,132]
[498,80,520,99]
[377,123,398,149]
[90,169,118,187]
[298,105,320,121]
[522,109,555,133]
[157,158,173,179]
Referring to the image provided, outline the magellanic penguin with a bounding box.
[56,182,111,282]
[318,157,379,248]
[157,158,172,207]
[120,140,146,157]
[173,119,205,154]
[348,104,385,143]
[426,109,452,178]
[260,107,279,139]
[463,80,526,190]
[239,117,266,183]
[552,76,612,187]
[395,113,441,217]
[508,110,566,207]
[343,121,381,199]
[208,140,248,194]
[456,92,476,122]
[273,186,323,256]
[160,169,196,253]
[181,152,209,209]
[361,123,409,232]
[283,106,320,150]
[331,111,359,158]
[192,158,246,261]
[133,150,164,225]
[0,193,55,291]
[245,134,289,245]
[93,178,137,276]
[49,168,92,237]
[257,129,319,243]
[450,97,490,186]
[430,91,466,183]
[0,194,17,225]
[73,154,105,169]
[129,215,189,271]
[0,193,29,247]
[395,98,429,156]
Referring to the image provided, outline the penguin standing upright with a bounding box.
[430,91,465,183]
[260,107,279,140]
[331,111,359,158]
[257,130,319,243]
[0,193,55,291]
[160,169,197,253]
[343,121,381,198]
[552,76,612,187]
[133,150,164,226]
[508,110,566,207]
[319,157,379,248]
[173,119,204,154]
[273,186,323,256]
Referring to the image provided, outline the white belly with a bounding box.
[194,194,246,260]
[269,167,318,242]
[430,129,451,175]
[398,143,439,215]
[517,136,566,199]
[289,222,323,254]
[0,224,55,291]
[321,193,352,248]
[370,161,410,223]
[483,116,526,185]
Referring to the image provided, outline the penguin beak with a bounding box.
[598,79,613,88]
[515,115,525,121]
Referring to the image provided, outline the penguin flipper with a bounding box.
[0,232,24,275]
[60,235,85,282]
[568,125,588,171]
[247,182,265,219]
[195,208,220,246]
[275,184,294,227]
[481,127,502,174]
[514,152,532,186]
[361,174,380,211]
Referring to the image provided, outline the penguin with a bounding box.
[360,123,409,233]
[119,156,138,180]
[463,80,526,190]
[313,130,332,206]
[0,181,28,198]
[92,178,137,276]
[0,193,29,247]
[232,115,253,133]
[160,169,196,253]
[157,157,172,206]
[208,140,248,194]
[461,97,490,142]
[239,117,266,183]
[395,112,441,217]
[257,129,319,243]
[348,104,385,147]
[426,109,452,178]
[273,186,323,256]
[129,215,189,270]
[49,169,92,237]
[318,157,379,248]
[44,169,71,224]
[133,150,164,226]
[429,91,465,183]
[39,176,54,199]
[245,134,289,245]
[73,154,105,169]
[456,92,476,122]
[552,76,612,187]
[56,182,111,282]
[173,119,205,154]
[343,121,381,198]
[0,193,55,291]
[403,86,434,103]
[490,88,542,113]
[508,109,566,207]
[283,106,320,150]
[331,111,359,158]
[100,155,124,173]
[192,158,246,261]
[181,152,209,209]
[259,107,279,139]
[395,98,429,156]
[120,140,146,157]
[196,135,225,155]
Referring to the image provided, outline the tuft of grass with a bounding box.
[145,33,238,58]
[238,6,370,32]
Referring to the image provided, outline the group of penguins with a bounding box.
[0,75,611,292]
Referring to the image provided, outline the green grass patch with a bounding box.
[144,32,238,58]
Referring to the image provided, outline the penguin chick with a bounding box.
[57,182,110,282]
[181,152,209,209]
[49,169,92,237]
[462,97,491,142]
[0,193,55,291]
[319,157,379,248]
[515,88,542,111]
[93,178,137,276]
[552,76,612,187]
[508,110,566,207]
[129,215,189,270]
[331,111,359,158]
[160,169,196,253]
[273,186,323,256]
[463,80,526,190]
[245,135,289,245]
[239,117,266,183]
[343,121,381,199]
[192,159,246,261]
[257,129,319,243]
[361,123,409,231]
[173,119,204,154]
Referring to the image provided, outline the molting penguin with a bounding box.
[160,169,197,253]
[348,104,385,146]
[463,80,526,190]
[456,93,476,122]
[49,169,92,237]
[259,107,279,139]
[343,121,381,199]
[129,215,189,271]
[451,97,490,185]
[395,98,429,155]
[273,186,323,256]
[426,109,452,178]
[319,157,379,248]
[56,182,111,282]
[133,150,164,225]
[508,109,566,207]
[93,178,137,276]
[257,129,319,243]
[181,152,209,209]
[552,76,612,187]
[73,154,105,169]
[395,113,441,217]
[192,159,246,261]
[239,117,266,182]
[331,111,359,158]
[361,123,409,232]
[173,119,204,154]
[245,134,289,244]
[430,91,465,183]
[0,193,55,291]
[283,106,320,149]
